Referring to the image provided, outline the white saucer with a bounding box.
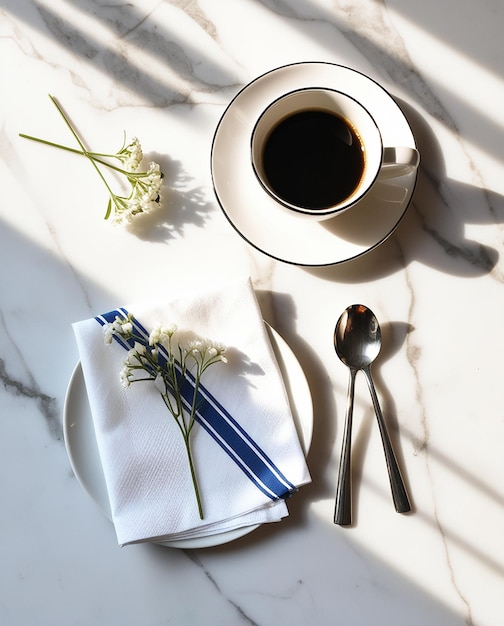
[63,325,313,549]
[211,62,418,266]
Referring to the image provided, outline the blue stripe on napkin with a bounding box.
[95,309,297,500]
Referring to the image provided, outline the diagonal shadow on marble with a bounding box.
[3,0,242,109]
[0,221,116,442]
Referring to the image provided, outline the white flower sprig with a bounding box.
[19,95,164,223]
[104,314,227,519]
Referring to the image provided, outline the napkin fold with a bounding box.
[72,278,311,546]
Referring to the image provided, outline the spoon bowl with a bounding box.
[333,304,410,525]
[334,304,381,369]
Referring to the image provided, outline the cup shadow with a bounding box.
[304,97,504,283]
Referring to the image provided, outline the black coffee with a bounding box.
[261,110,364,210]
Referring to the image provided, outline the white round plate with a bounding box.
[63,325,313,549]
[211,62,418,266]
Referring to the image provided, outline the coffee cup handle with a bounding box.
[379,147,420,179]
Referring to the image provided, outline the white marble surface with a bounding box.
[1,1,504,624]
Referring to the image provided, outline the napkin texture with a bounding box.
[72,278,311,545]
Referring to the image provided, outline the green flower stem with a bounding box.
[183,434,204,520]
[19,129,118,219]
[48,95,118,218]
[161,383,203,520]
[20,95,122,220]
[187,373,202,435]
[18,133,135,177]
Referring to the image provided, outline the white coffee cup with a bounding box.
[251,88,419,221]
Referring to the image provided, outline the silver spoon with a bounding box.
[334,304,411,525]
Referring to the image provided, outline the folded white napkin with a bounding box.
[72,278,311,546]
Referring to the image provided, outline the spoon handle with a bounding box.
[334,368,357,525]
[363,367,411,514]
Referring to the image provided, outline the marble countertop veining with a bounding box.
[1,1,504,625]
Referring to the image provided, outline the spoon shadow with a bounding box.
[368,320,416,512]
